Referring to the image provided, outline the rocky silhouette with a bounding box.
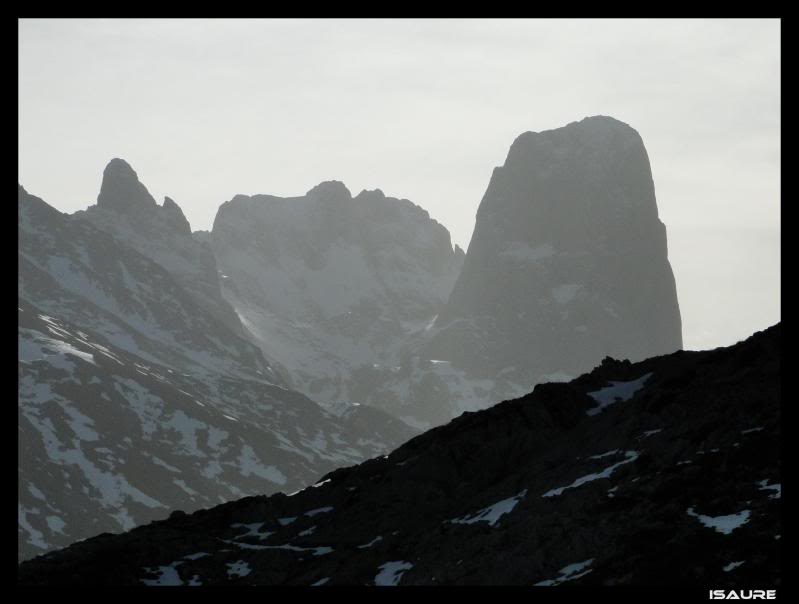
[96,158,159,214]
[18,324,779,585]
[391,116,683,423]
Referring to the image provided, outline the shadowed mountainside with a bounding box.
[19,323,779,585]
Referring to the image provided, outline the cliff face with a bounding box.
[209,182,464,416]
[426,116,682,387]
[78,159,247,340]
[205,117,681,429]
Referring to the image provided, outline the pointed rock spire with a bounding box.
[96,158,157,213]
[161,196,191,235]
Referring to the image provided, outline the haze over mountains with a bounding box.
[20,115,694,567]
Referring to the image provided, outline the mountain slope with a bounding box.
[18,323,779,585]
[75,158,252,342]
[18,185,415,562]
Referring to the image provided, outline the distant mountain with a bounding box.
[209,181,464,425]
[18,324,779,585]
[75,158,250,341]
[18,184,415,562]
[377,116,683,424]
[197,117,682,430]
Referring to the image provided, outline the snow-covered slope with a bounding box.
[20,184,275,383]
[18,185,415,562]
[18,324,780,586]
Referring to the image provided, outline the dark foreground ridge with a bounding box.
[18,324,780,586]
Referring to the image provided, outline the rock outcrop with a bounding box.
[414,116,683,416]
[96,158,158,214]
[161,196,191,236]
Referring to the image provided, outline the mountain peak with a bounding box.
[355,188,386,201]
[575,114,632,127]
[306,180,352,202]
[161,196,192,235]
[96,158,158,213]
[431,115,681,389]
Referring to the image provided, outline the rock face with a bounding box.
[96,158,158,214]
[18,324,780,586]
[78,159,249,341]
[205,117,681,429]
[419,116,682,411]
[161,196,191,236]
[18,185,416,562]
[210,182,464,421]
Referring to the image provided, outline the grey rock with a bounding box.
[209,182,464,425]
[161,196,191,236]
[79,160,249,340]
[96,158,157,214]
[421,116,682,409]
[18,185,416,563]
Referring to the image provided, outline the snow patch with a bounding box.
[231,522,273,541]
[534,559,594,586]
[375,561,413,586]
[543,451,639,497]
[757,479,781,500]
[237,445,287,485]
[586,373,652,416]
[227,560,251,578]
[588,449,619,460]
[450,489,527,527]
[687,507,750,534]
[141,562,184,586]
[358,536,383,549]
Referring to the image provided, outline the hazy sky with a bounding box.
[19,18,780,351]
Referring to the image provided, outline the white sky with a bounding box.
[19,18,780,351]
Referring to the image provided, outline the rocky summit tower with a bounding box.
[424,115,682,391]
